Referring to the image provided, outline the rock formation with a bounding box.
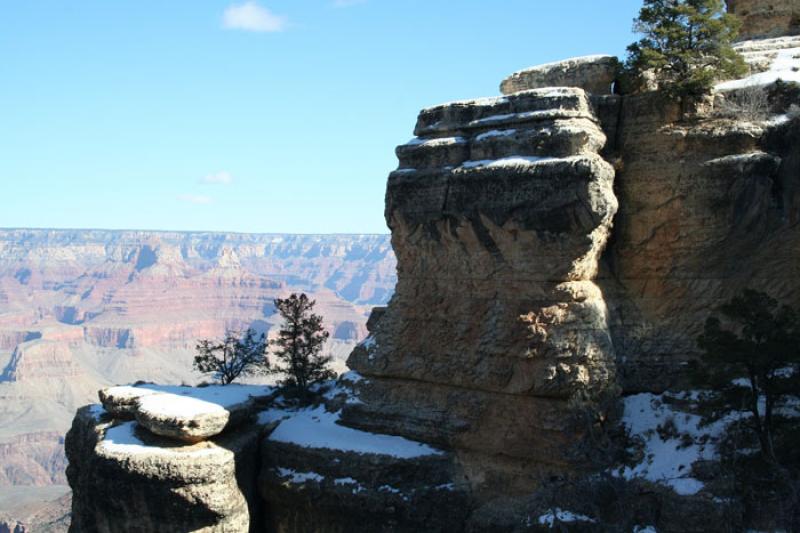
[500,55,619,95]
[67,385,274,532]
[64,10,800,533]
[342,85,619,499]
[727,0,800,39]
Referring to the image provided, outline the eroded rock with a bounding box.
[727,0,800,39]
[66,404,264,533]
[500,55,619,95]
[98,384,272,442]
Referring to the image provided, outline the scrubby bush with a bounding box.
[715,86,770,121]
[193,328,269,385]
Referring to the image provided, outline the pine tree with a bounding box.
[271,293,334,398]
[626,0,747,98]
[193,328,269,385]
[695,290,800,463]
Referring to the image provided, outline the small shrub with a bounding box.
[193,328,269,385]
[715,86,770,121]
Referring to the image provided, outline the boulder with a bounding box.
[66,404,265,532]
[99,384,273,442]
[500,55,619,95]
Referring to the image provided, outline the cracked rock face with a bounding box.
[344,86,619,498]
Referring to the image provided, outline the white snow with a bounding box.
[475,129,517,141]
[537,508,597,527]
[404,136,466,148]
[100,421,218,457]
[378,484,401,494]
[421,96,508,113]
[468,108,582,127]
[109,383,271,410]
[392,168,417,174]
[615,393,740,495]
[265,405,444,459]
[717,46,800,90]
[131,384,271,419]
[458,156,553,169]
[275,467,324,484]
[633,527,658,533]
[509,55,614,76]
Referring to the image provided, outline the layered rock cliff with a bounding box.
[65,3,800,532]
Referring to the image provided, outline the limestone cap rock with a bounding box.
[98,383,273,443]
[500,55,620,95]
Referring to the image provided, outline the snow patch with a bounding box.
[615,393,737,495]
[265,405,443,459]
[717,46,800,90]
[536,508,597,527]
[458,156,553,169]
[404,136,466,148]
[475,129,517,141]
[276,467,324,484]
[100,421,218,457]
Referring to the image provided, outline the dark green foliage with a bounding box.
[271,293,334,398]
[193,328,269,385]
[694,290,800,463]
[626,0,747,97]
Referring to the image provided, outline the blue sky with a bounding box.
[0,1,642,234]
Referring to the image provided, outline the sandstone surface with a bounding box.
[727,0,800,39]
[344,85,619,498]
[500,55,619,95]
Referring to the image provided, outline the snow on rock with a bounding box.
[633,526,658,533]
[717,42,800,91]
[99,421,219,458]
[536,508,597,527]
[404,136,466,148]
[99,383,274,443]
[458,156,553,170]
[475,129,518,141]
[263,405,444,459]
[275,467,325,484]
[615,393,733,496]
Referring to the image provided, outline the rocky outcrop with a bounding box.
[341,86,619,499]
[727,0,800,39]
[500,55,619,95]
[66,384,275,532]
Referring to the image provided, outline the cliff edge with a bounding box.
[66,3,800,531]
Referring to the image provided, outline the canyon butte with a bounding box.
[65,1,800,531]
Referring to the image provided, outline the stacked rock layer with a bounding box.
[344,85,619,497]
